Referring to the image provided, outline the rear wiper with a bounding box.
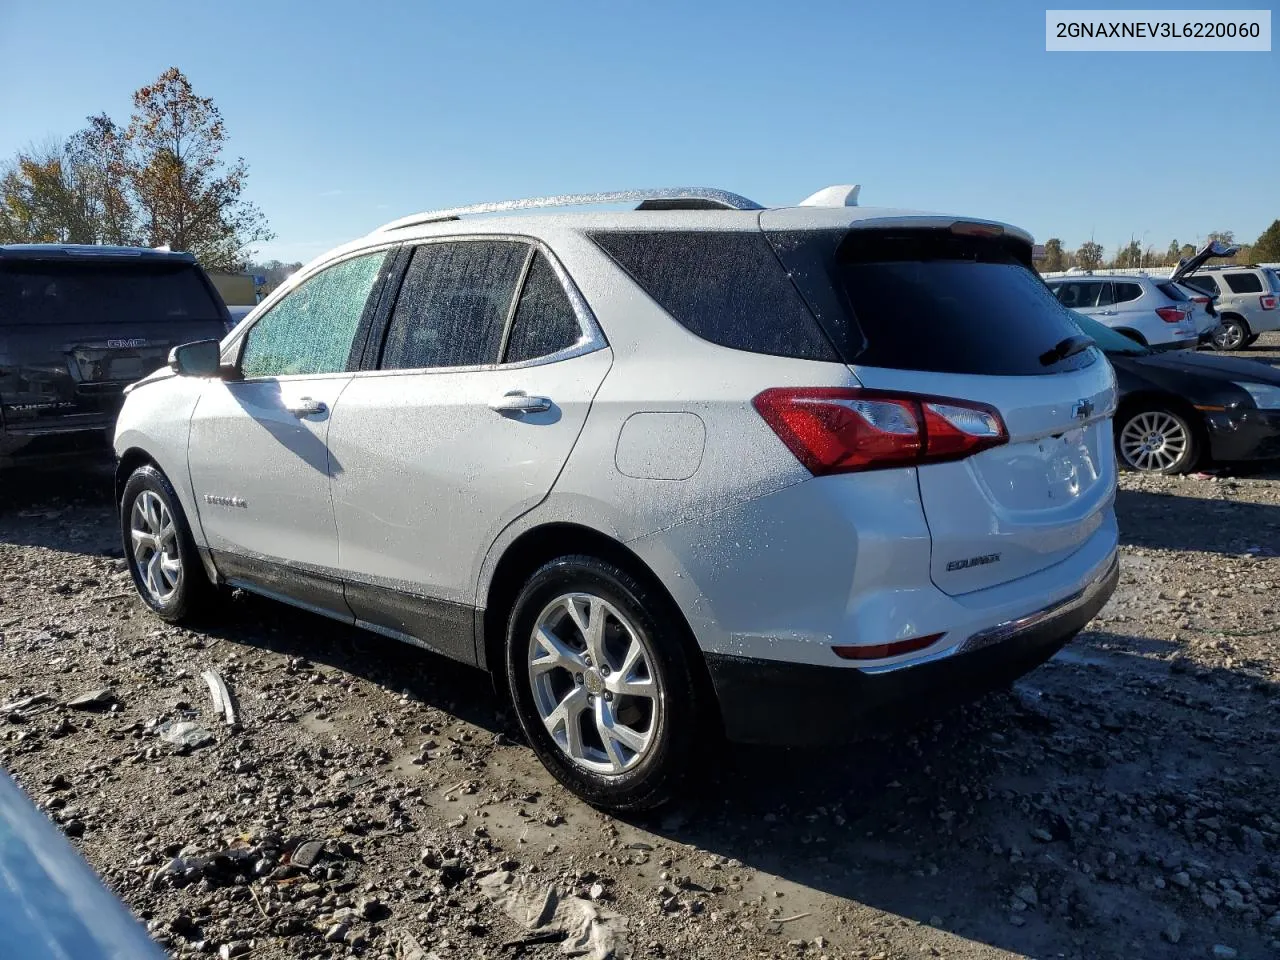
[1040,334,1094,366]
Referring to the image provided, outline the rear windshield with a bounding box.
[0,260,223,325]
[770,228,1094,376]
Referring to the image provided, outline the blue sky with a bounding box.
[1,1,1276,263]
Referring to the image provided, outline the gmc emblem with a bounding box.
[107,338,148,349]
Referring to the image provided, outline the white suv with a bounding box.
[113,187,1120,810]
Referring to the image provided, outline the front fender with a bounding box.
[113,377,208,548]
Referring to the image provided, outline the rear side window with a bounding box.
[1094,282,1116,307]
[589,230,838,361]
[381,241,527,370]
[0,261,222,325]
[1184,275,1219,295]
[503,253,583,363]
[1155,282,1188,301]
[1223,272,1264,294]
[770,229,1092,376]
[1114,282,1144,304]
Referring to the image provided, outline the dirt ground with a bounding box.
[2,337,1280,960]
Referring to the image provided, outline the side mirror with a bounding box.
[168,340,223,377]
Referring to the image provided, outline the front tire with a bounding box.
[504,555,705,811]
[1116,407,1199,474]
[120,464,213,622]
[1213,316,1249,351]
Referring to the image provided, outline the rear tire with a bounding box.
[1213,316,1249,351]
[1116,406,1199,475]
[120,464,215,623]
[504,555,706,812]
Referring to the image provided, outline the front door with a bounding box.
[187,249,391,616]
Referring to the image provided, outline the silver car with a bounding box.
[114,187,1119,810]
[1180,265,1280,350]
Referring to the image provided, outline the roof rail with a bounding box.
[371,188,763,234]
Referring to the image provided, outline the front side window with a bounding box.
[503,253,584,363]
[240,251,387,378]
[381,241,527,370]
[1223,272,1264,294]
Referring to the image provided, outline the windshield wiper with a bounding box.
[1040,335,1094,367]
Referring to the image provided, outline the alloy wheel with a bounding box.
[1213,321,1245,350]
[1119,411,1189,472]
[130,490,182,604]
[527,593,660,776]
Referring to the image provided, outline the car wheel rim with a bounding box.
[130,491,181,604]
[527,593,660,776]
[1119,411,1188,472]
[1214,323,1244,349]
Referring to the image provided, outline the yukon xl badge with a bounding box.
[107,338,148,349]
[946,552,1001,572]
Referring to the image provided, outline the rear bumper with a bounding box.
[706,551,1119,745]
[1204,408,1280,463]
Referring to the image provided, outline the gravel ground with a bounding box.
[2,336,1280,960]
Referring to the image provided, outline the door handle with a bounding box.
[488,390,552,415]
[286,397,327,417]
[1097,310,1117,316]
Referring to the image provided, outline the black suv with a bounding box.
[0,245,229,468]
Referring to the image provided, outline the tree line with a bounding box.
[0,68,271,271]
[1039,222,1280,273]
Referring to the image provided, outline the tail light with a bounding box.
[1155,306,1187,323]
[1191,296,1209,305]
[1261,295,1277,311]
[752,387,1008,475]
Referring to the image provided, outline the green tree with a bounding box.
[1076,241,1103,271]
[1165,239,1181,265]
[124,68,272,268]
[1041,238,1066,272]
[1251,220,1280,262]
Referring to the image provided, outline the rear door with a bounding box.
[327,240,610,657]
[0,258,226,432]
[765,222,1117,597]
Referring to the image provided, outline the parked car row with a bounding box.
[1043,244,1280,354]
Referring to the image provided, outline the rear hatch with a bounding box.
[763,215,1116,596]
[0,258,227,430]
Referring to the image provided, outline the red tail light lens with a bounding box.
[1261,295,1277,311]
[833,632,945,661]
[1155,306,1186,323]
[753,388,1007,475]
[1191,296,1209,304]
